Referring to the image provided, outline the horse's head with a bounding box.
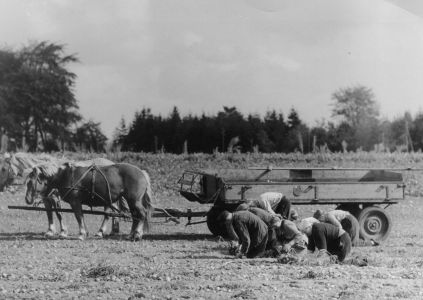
[0,158,13,191]
[25,167,49,205]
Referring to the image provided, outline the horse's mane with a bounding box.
[9,152,60,176]
[36,157,115,177]
[36,161,62,178]
[72,158,115,167]
[7,153,115,177]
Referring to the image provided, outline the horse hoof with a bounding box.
[44,231,55,238]
[59,231,68,238]
[95,231,104,238]
[132,232,142,241]
[77,235,86,241]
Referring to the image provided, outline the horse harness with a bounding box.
[60,164,120,212]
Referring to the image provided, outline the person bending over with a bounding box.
[237,192,294,220]
[313,209,359,246]
[296,217,320,238]
[308,222,352,262]
[277,219,308,255]
[245,207,283,253]
[219,210,269,258]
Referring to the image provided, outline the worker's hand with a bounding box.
[274,245,283,255]
[229,243,240,255]
[282,244,291,253]
[234,252,246,259]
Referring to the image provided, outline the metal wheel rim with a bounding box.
[362,211,388,237]
[364,216,382,234]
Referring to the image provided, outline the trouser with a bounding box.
[311,224,352,262]
[340,214,360,246]
[274,196,291,219]
[247,234,268,258]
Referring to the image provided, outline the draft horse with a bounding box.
[26,162,154,241]
[0,153,69,237]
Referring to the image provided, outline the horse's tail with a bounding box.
[141,170,154,232]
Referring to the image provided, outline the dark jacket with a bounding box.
[232,211,268,257]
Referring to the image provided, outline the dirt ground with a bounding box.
[1,188,423,300]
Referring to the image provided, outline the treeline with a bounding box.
[1,41,420,154]
[114,87,422,154]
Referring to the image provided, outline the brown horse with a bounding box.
[0,157,13,191]
[26,162,154,241]
[0,152,61,191]
[0,153,69,237]
[24,158,115,238]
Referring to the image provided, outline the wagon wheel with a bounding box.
[358,206,392,242]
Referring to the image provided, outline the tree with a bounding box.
[0,41,81,150]
[331,85,381,150]
[112,117,128,149]
[285,108,305,152]
[216,106,246,152]
[331,85,379,128]
[287,108,301,129]
[165,106,183,153]
[263,110,287,152]
[74,121,108,152]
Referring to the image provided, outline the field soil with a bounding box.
[1,191,423,299]
[1,152,423,299]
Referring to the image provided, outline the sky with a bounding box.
[1,0,423,139]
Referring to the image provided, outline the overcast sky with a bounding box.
[1,0,423,138]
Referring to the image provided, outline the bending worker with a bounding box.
[237,192,294,220]
[313,209,359,246]
[245,207,283,253]
[218,210,272,258]
[277,218,309,255]
[308,222,352,262]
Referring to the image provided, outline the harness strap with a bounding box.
[61,164,118,213]
[90,168,96,210]
[62,166,95,200]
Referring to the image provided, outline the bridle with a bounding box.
[26,170,49,205]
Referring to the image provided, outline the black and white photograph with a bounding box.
[1,0,423,299]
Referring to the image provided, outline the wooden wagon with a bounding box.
[178,167,407,242]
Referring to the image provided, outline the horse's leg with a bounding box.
[131,201,147,241]
[95,206,110,238]
[126,204,138,241]
[69,200,88,240]
[52,198,68,238]
[43,198,56,238]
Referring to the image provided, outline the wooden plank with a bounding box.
[223,182,404,203]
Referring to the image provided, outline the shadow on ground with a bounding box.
[0,231,217,242]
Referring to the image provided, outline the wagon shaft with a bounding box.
[8,206,208,220]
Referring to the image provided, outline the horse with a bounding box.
[1,153,115,238]
[0,157,13,191]
[0,153,70,237]
[24,158,116,238]
[25,162,154,241]
[0,152,65,189]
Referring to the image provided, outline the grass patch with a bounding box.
[84,262,128,279]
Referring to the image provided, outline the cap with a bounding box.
[313,209,324,220]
